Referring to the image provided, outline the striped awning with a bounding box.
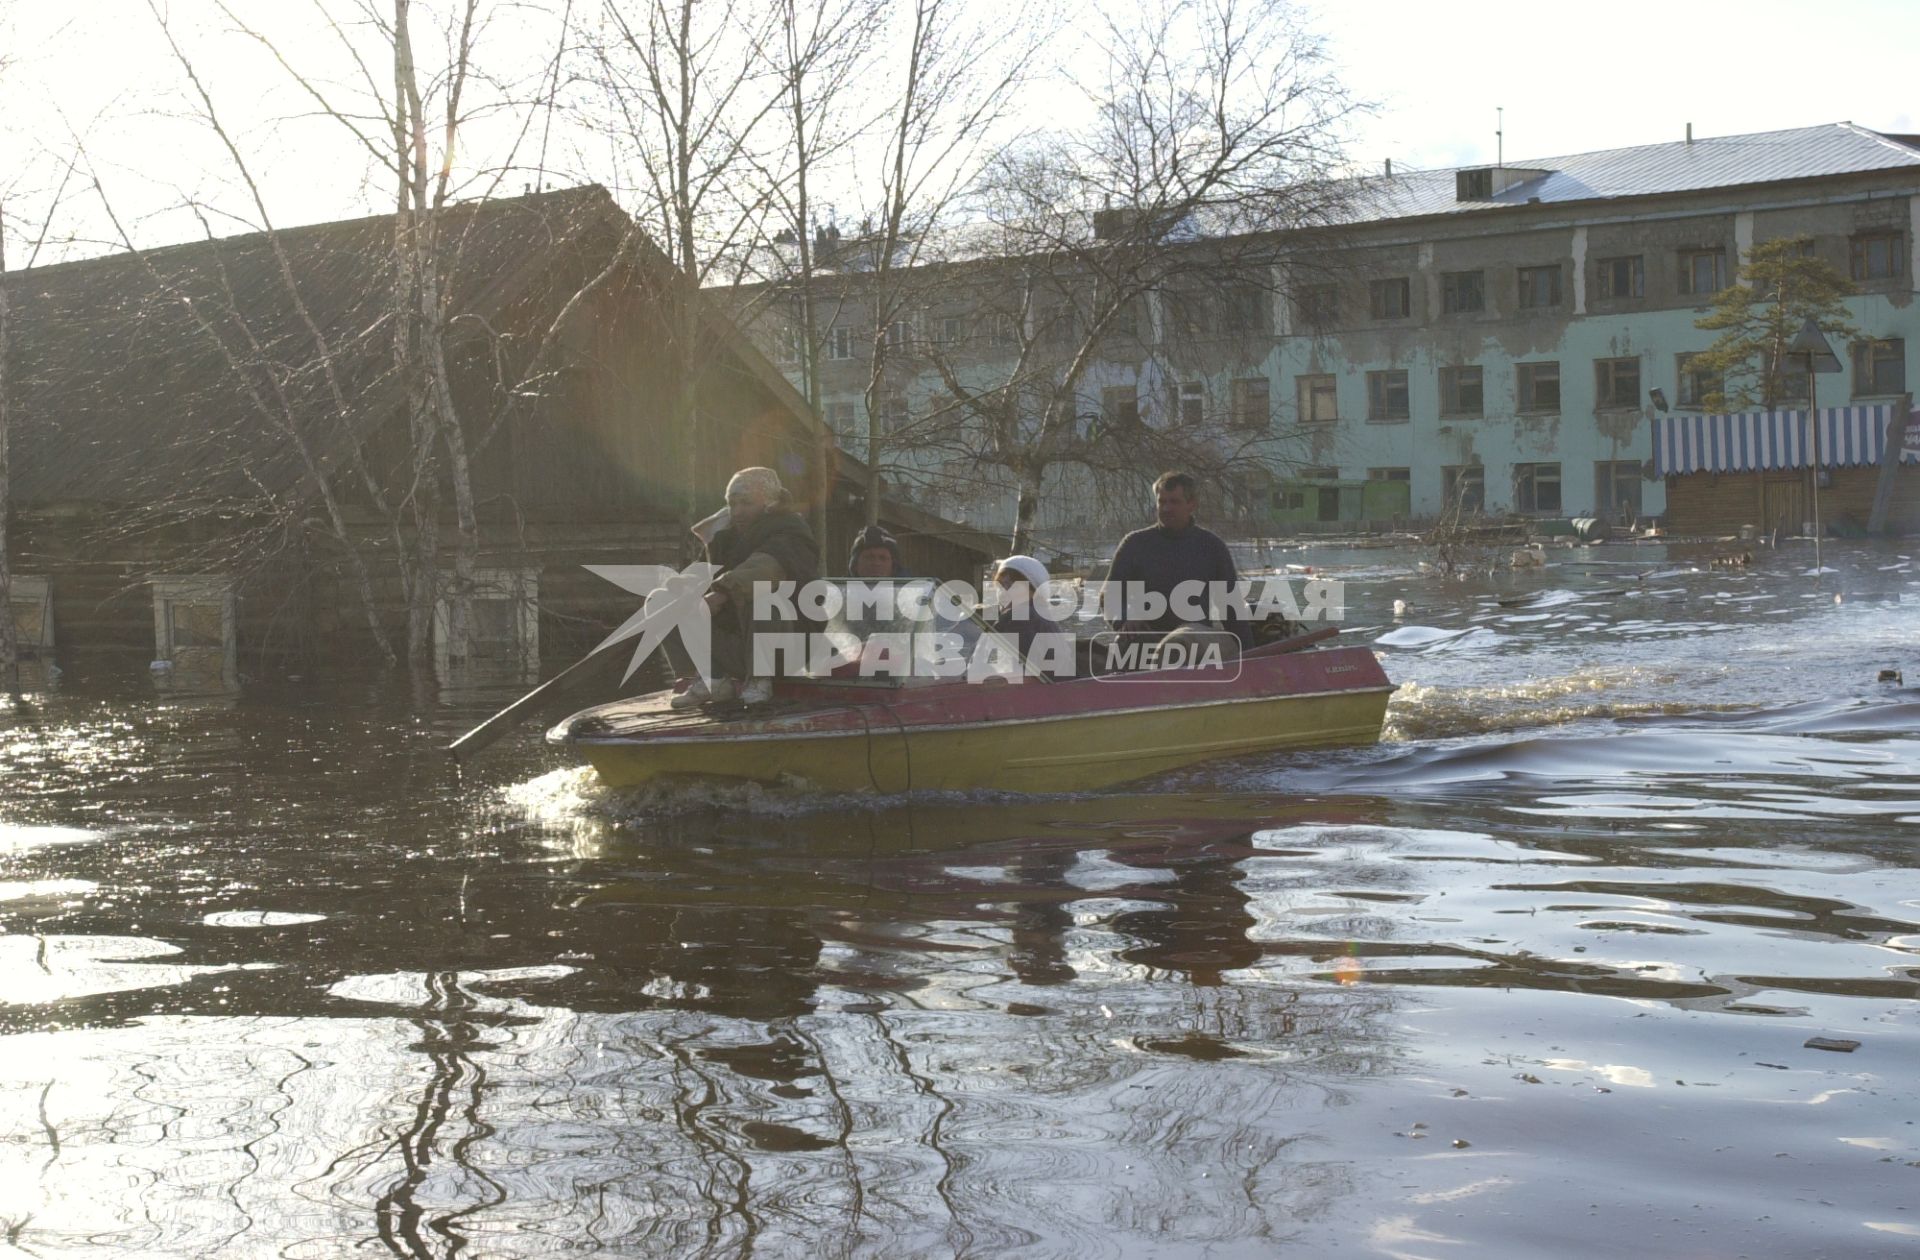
[1653,404,1900,476]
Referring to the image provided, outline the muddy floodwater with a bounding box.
[2,542,1917,1259]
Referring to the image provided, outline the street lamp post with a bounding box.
[1788,318,1843,575]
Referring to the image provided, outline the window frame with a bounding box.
[1676,352,1722,409]
[1849,232,1905,281]
[1594,356,1641,410]
[1512,461,1564,515]
[1101,383,1141,431]
[1851,338,1906,397]
[1291,284,1338,332]
[1439,364,1484,418]
[1594,459,1644,520]
[1517,264,1563,310]
[1229,376,1272,430]
[1369,277,1411,321]
[1441,464,1485,514]
[1441,270,1486,315]
[1365,369,1410,422]
[1678,247,1726,296]
[1596,254,1644,300]
[1516,361,1561,414]
[1296,373,1338,425]
[1176,380,1205,426]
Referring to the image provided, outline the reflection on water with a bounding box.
[1,542,1916,1257]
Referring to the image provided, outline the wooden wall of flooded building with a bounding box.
[1663,465,1920,538]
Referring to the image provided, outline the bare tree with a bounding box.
[847,0,1037,526]
[581,0,795,529]
[909,0,1359,551]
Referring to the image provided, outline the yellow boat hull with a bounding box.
[574,685,1390,793]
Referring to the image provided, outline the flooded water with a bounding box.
[2,541,1917,1258]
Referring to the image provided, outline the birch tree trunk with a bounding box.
[0,235,17,695]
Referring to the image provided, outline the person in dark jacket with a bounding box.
[669,467,820,708]
[1103,470,1248,657]
[847,525,910,578]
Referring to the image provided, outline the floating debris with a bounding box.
[1803,1036,1861,1053]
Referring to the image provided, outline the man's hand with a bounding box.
[704,590,729,614]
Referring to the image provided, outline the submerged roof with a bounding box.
[1351,122,1920,224]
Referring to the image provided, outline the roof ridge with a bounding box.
[3,183,616,280]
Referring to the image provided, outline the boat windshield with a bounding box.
[807,578,1013,686]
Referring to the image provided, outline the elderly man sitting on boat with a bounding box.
[668,466,820,709]
[1102,470,1250,664]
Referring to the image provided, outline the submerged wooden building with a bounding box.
[3,186,997,685]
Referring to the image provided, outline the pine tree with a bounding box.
[1689,236,1856,412]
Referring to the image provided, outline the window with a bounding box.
[1230,377,1271,429]
[1852,338,1906,396]
[1517,361,1560,413]
[989,312,1020,346]
[886,318,914,350]
[1221,284,1268,334]
[1441,270,1485,314]
[1291,284,1338,331]
[1366,369,1410,421]
[1109,297,1143,339]
[1850,232,1905,281]
[827,326,855,360]
[1442,465,1485,513]
[1101,384,1140,430]
[152,577,235,684]
[1457,169,1493,199]
[1677,353,1722,408]
[1176,381,1205,425]
[1165,290,1211,339]
[879,392,909,432]
[1597,255,1644,299]
[825,400,857,433]
[1369,277,1411,320]
[7,575,52,659]
[1517,264,1562,309]
[1368,467,1410,481]
[1595,356,1641,409]
[940,315,969,345]
[1678,247,1725,296]
[1272,489,1306,511]
[1039,306,1076,346]
[433,569,537,677]
[774,326,800,364]
[1440,365,1483,417]
[1513,462,1563,515]
[1297,374,1338,424]
[1594,460,1643,520]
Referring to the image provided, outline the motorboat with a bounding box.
[546,579,1393,793]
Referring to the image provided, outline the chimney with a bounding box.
[1384,157,1393,177]
[1686,122,1693,144]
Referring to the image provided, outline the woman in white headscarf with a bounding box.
[992,555,1069,668]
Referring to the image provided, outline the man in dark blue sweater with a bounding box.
[1103,471,1250,651]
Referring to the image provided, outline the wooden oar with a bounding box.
[448,608,668,764]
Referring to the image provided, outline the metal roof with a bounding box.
[1349,123,1920,224]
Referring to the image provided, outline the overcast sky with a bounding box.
[3,0,1916,263]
